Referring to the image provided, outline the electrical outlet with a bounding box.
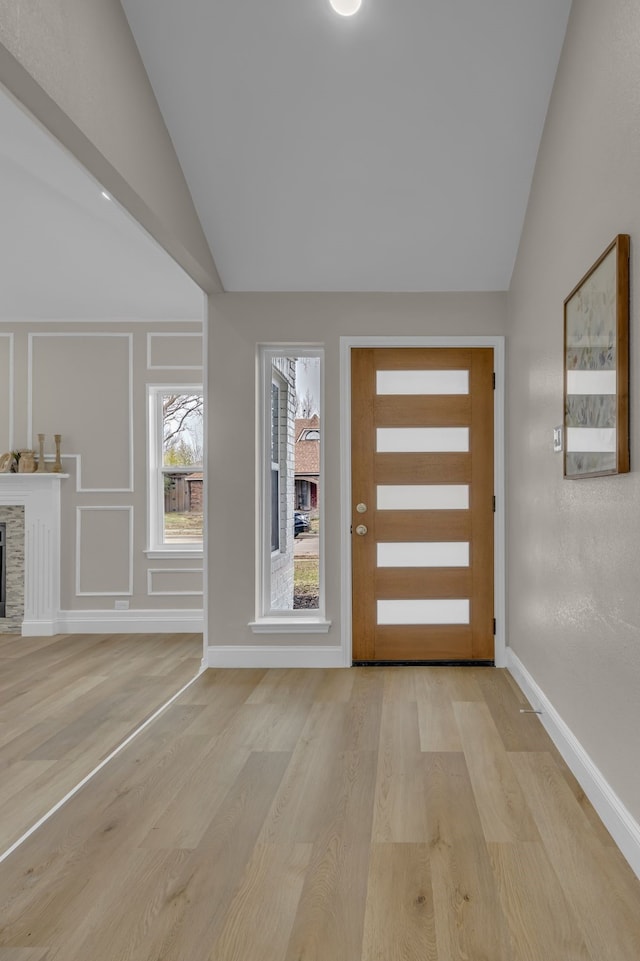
[114,600,129,610]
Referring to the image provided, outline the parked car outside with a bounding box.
[294,510,310,537]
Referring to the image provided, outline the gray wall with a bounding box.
[207,292,508,647]
[0,0,220,293]
[508,0,640,822]
[0,320,204,619]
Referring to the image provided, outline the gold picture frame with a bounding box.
[564,234,630,478]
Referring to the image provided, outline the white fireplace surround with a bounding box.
[0,474,67,636]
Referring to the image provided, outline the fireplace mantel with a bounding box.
[0,474,69,636]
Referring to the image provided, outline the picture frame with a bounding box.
[564,234,630,478]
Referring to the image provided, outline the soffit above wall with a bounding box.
[0,86,204,320]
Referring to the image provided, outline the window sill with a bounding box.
[145,548,203,560]
[249,617,332,634]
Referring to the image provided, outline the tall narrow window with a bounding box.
[271,379,281,553]
[148,386,203,552]
[256,348,325,622]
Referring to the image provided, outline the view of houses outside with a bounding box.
[269,355,321,611]
[294,410,320,610]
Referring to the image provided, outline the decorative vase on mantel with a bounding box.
[36,433,47,473]
[52,435,62,473]
[17,450,36,473]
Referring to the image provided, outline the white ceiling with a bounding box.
[121,0,572,292]
[0,88,204,321]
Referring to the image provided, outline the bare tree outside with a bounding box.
[162,394,203,466]
[161,392,203,542]
[296,388,317,418]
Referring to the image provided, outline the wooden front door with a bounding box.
[351,347,494,663]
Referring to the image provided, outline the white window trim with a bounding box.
[146,384,204,554]
[251,346,330,632]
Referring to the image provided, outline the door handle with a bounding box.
[355,524,368,536]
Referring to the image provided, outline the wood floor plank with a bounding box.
[62,849,193,961]
[216,700,314,752]
[454,700,540,842]
[211,843,311,961]
[361,843,437,961]
[258,701,378,845]
[510,752,640,961]
[139,737,252,850]
[137,751,293,961]
[424,752,514,960]
[285,841,371,961]
[0,760,56,809]
[372,700,429,842]
[0,949,50,960]
[415,670,463,752]
[313,667,356,702]
[245,667,324,705]
[488,841,593,961]
[341,667,384,752]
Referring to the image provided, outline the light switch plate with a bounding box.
[553,426,563,452]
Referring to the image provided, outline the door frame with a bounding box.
[340,335,506,667]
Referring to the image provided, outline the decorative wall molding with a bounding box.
[57,608,204,633]
[0,333,14,451]
[206,644,345,668]
[58,453,136,495]
[507,647,640,881]
[147,332,203,370]
[75,505,134,596]
[1,318,203,325]
[147,567,204,596]
[28,333,134,491]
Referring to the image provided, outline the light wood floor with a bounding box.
[0,631,202,852]
[1,663,639,959]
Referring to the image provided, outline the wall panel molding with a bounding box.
[28,333,134,491]
[147,567,204,596]
[75,505,134,596]
[147,332,203,370]
[0,333,15,451]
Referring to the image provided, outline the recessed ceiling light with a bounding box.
[329,0,362,16]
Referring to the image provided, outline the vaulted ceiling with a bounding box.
[120,0,572,291]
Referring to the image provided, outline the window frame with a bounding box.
[253,346,329,631]
[146,384,204,557]
[270,374,284,555]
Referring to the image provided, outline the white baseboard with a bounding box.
[54,609,204,634]
[207,644,346,668]
[507,647,640,880]
[21,619,58,637]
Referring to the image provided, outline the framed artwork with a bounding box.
[564,234,630,478]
